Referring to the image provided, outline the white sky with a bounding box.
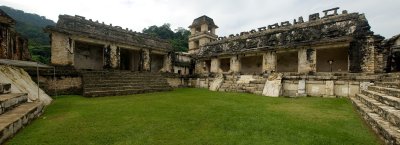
[1,0,399,38]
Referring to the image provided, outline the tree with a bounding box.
[142,24,190,52]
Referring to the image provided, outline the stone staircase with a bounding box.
[219,75,265,95]
[82,71,172,97]
[0,83,44,144]
[351,73,400,145]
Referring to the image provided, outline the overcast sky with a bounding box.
[1,0,399,38]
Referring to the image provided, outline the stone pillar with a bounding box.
[324,81,335,97]
[230,55,241,73]
[262,51,277,73]
[361,36,376,73]
[103,45,112,69]
[109,45,119,69]
[298,48,316,74]
[211,28,216,34]
[142,49,151,71]
[210,58,220,73]
[50,32,74,66]
[201,24,208,32]
[195,60,205,74]
[161,53,172,72]
[297,79,306,96]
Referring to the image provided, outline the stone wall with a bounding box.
[25,67,82,96]
[46,15,173,73]
[194,8,384,74]
[0,11,31,61]
[195,73,380,98]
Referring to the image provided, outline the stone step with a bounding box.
[350,97,400,145]
[0,93,28,115]
[362,90,400,110]
[369,86,400,98]
[249,79,266,84]
[83,78,166,82]
[83,77,166,81]
[84,85,170,92]
[84,82,169,88]
[82,73,162,77]
[84,88,172,97]
[375,82,400,89]
[0,84,11,94]
[356,93,400,128]
[0,102,44,144]
[82,71,171,97]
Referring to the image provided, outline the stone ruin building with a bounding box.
[0,9,30,60]
[0,7,399,144]
[189,7,400,144]
[45,15,173,72]
[43,15,175,97]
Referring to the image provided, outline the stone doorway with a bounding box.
[241,55,262,74]
[74,41,104,70]
[120,48,141,71]
[277,51,298,72]
[316,47,349,72]
[220,58,230,72]
[204,60,211,73]
[151,53,164,72]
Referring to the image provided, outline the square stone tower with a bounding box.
[188,15,218,54]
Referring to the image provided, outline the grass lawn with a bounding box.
[7,88,380,145]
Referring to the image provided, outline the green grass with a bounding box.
[7,88,380,145]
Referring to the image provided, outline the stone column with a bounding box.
[210,58,220,73]
[161,53,172,72]
[361,36,376,73]
[230,55,241,73]
[142,49,151,71]
[195,60,205,74]
[50,33,74,66]
[109,45,119,69]
[262,51,277,73]
[324,80,335,97]
[298,48,316,74]
[297,79,306,96]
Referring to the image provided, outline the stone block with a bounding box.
[262,73,283,97]
[297,79,306,96]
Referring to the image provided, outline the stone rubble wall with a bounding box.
[195,73,383,97]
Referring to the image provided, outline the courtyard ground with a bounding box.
[7,88,380,145]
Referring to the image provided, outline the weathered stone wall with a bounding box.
[194,73,381,97]
[0,13,31,61]
[194,8,383,73]
[25,67,82,95]
[50,32,74,66]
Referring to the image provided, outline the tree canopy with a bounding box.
[143,23,190,52]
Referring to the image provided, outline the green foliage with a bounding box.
[143,24,190,52]
[0,5,55,64]
[29,45,51,64]
[8,88,379,145]
[0,5,55,45]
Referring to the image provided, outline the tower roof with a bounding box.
[189,15,218,29]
